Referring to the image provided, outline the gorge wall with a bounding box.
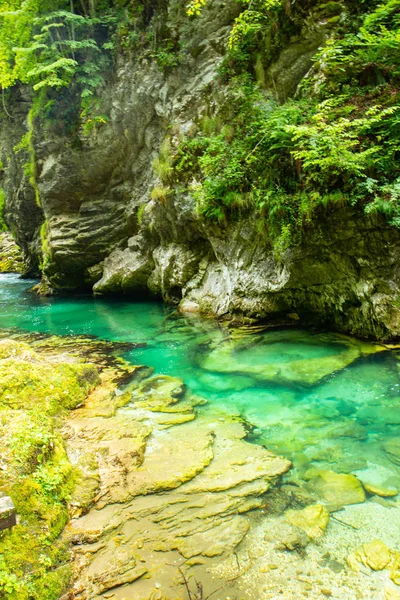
[1,0,400,341]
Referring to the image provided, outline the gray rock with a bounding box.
[0,494,16,531]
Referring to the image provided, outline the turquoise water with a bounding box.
[1,273,400,488]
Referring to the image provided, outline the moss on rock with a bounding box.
[0,233,24,274]
[0,334,133,599]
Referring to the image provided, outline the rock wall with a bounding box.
[0,88,43,275]
[1,0,400,339]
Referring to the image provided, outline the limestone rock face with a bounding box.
[0,233,24,273]
[2,2,400,339]
[0,89,43,275]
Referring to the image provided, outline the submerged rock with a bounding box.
[391,553,400,586]
[133,374,186,412]
[305,470,365,509]
[199,331,385,386]
[285,504,330,540]
[348,539,392,572]
[271,522,310,551]
[383,439,400,466]
[385,587,400,600]
[363,482,398,498]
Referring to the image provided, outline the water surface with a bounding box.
[1,273,400,489]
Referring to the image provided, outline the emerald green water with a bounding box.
[1,273,400,489]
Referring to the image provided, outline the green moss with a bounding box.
[0,359,100,413]
[0,189,7,233]
[151,185,170,202]
[13,108,41,208]
[137,204,146,225]
[0,233,24,273]
[153,137,174,184]
[316,2,343,16]
[0,339,100,599]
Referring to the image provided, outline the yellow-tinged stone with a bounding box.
[364,482,398,497]
[285,504,330,539]
[306,470,365,508]
[259,564,279,573]
[390,553,400,586]
[348,539,392,572]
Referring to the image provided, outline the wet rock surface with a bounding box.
[65,371,291,598]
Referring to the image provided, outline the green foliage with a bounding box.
[152,39,181,72]
[153,137,174,184]
[0,0,119,135]
[0,189,7,232]
[137,203,146,224]
[173,0,400,247]
[173,75,311,239]
[0,340,99,599]
[186,0,208,17]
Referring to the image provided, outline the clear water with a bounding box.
[1,273,400,488]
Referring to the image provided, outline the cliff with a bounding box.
[1,0,400,340]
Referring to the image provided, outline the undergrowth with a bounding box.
[164,0,400,249]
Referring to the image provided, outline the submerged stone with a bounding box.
[285,504,330,539]
[305,470,365,509]
[391,553,400,586]
[385,587,400,600]
[383,439,400,466]
[133,374,186,412]
[271,523,310,551]
[363,482,398,498]
[199,330,385,386]
[348,539,392,572]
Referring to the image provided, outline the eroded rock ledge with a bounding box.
[64,371,291,599]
